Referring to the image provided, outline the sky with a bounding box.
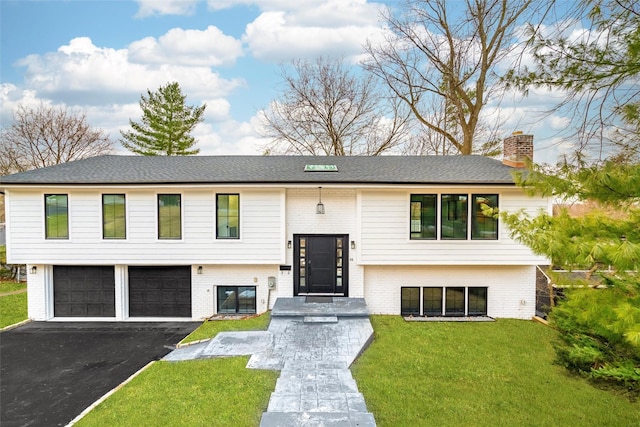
[0,0,576,163]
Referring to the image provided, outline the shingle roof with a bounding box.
[0,155,519,186]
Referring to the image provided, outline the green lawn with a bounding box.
[77,315,278,427]
[76,357,279,427]
[0,281,28,328]
[181,312,271,344]
[74,315,640,427]
[351,316,640,427]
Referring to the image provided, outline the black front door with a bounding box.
[294,234,348,295]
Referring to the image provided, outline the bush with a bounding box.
[549,272,640,394]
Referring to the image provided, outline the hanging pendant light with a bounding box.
[316,186,325,214]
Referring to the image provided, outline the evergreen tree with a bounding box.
[503,0,640,393]
[120,82,206,156]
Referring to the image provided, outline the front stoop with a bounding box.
[260,362,376,427]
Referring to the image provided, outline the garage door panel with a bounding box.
[53,266,115,317]
[128,266,191,317]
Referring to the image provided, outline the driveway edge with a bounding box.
[65,360,156,426]
[1,318,32,332]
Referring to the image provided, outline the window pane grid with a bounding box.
[45,194,69,239]
[217,194,239,239]
[445,287,465,316]
[217,286,256,314]
[472,194,498,240]
[423,287,443,316]
[411,193,498,241]
[401,287,420,316]
[406,287,488,317]
[468,287,488,315]
[441,195,468,239]
[158,194,181,239]
[410,194,437,239]
[102,194,126,239]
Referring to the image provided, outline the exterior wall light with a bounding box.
[316,187,325,214]
[197,266,203,275]
[31,266,37,274]
[287,240,292,249]
[351,240,356,249]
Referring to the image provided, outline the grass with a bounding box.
[181,312,271,344]
[72,314,640,426]
[76,357,278,427]
[0,280,26,294]
[351,316,640,427]
[0,281,28,328]
[77,314,277,427]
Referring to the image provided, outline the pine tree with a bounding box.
[120,82,206,156]
[503,161,640,393]
[503,0,640,393]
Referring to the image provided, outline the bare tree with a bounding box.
[1,103,113,175]
[261,57,411,156]
[364,0,542,155]
[505,0,640,159]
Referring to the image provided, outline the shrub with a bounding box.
[549,272,640,394]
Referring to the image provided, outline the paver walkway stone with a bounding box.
[163,297,376,426]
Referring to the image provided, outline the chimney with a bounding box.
[502,131,533,168]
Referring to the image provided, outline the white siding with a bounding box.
[359,188,549,265]
[6,188,284,265]
[283,188,365,298]
[26,264,48,320]
[364,265,536,319]
[9,183,547,321]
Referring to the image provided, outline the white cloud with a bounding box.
[201,98,232,122]
[128,26,243,67]
[243,9,383,61]
[14,37,243,105]
[0,84,48,125]
[135,0,200,17]
[191,113,269,155]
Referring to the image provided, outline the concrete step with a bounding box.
[304,315,339,323]
[260,411,376,427]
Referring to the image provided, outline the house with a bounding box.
[0,133,549,321]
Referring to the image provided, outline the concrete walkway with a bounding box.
[164,297,376,426]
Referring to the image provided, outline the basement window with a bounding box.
[217,286,256,314]
[402,286,488,317]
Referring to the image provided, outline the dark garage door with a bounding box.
[129,266,192,317]
[53,266,116,317]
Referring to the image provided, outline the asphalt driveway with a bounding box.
[0,321,200,427]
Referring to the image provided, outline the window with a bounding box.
[410,194,437,239]
[158,194,181,239]
[217,286,256,314]
[410,193,498,241]
[217,194,239,239]
[472,195,498,240]
[468,287,488,315]
[401,287,420,316]
[441,195,468,239]
[102,194,126,239]
[402,286,488,317]
[45,194,69,239]
[445,287,465,316]
[423,287,443,316]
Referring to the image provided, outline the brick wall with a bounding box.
[503,132,534,168]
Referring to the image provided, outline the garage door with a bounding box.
[128,266,191,317]
[53,266,115,317]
